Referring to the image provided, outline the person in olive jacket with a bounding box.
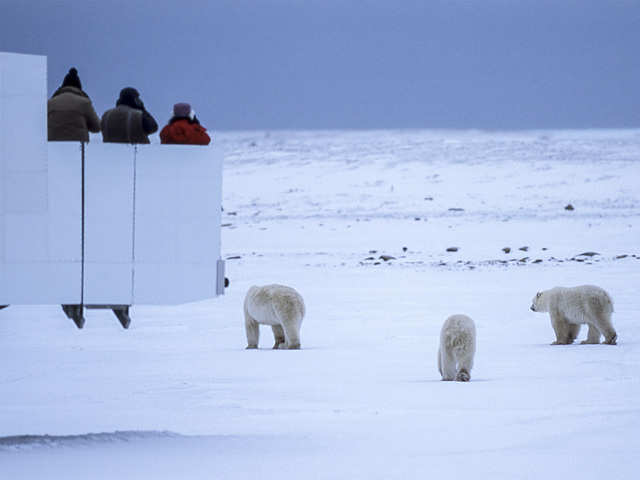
[47,68,101,142]
[101,87,158,144]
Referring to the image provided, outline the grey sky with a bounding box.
[1,0,639,130]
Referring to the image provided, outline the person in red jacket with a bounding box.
[160,103,211,145]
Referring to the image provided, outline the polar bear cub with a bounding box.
[530,285,616,345]
[244,284,306,350]
[438,314,476,382]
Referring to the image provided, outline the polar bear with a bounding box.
[530,285,616,345]
[244,284,305,350]
[438,314,476,382]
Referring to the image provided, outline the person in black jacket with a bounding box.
[101,87,158,144]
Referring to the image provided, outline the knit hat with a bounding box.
[117,87,141,108]
[62,68,82,90]
[173,103,192,118]
[119,87,140,102]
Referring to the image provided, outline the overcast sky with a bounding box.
[1,0,639,130]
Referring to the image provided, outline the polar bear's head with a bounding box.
[530,291,548,312]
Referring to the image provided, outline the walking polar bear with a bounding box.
[530,285,616,345]
[438,314,476,382]
[244,284,305,350]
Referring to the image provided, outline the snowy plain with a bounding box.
[1,129,639,479]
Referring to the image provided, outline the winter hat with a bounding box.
[62,68,82,90]
[173,103,192,118]
[117,87,141,107]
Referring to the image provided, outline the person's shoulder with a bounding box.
[78,94,94,106]
[101,106,117,119]
[104,105,131,115]
[49,88,82,106]
[196,125,209,136]
[194,123,209,134]
[168,118,189,128]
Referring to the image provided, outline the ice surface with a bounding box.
[1,129,639,479]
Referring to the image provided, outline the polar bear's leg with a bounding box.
[602,330,617,345]
[594,313,617,345]
[581,324,601,344]
[271,296,303,350]
[455,361,471,382]
[550,311,564,344]
[271,325,286,349]
[566,323,580,344]
[281,318,301,350]
[245,310,260,349]
[439,347,457,381]
[455,351,474,382]
[550,311,572,345]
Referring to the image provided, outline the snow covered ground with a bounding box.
[1,129,639,479]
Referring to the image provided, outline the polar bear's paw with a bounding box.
[580,339,599,345]
[603,334,617,345]
[455,370,470,382]
[246,345,258,350]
